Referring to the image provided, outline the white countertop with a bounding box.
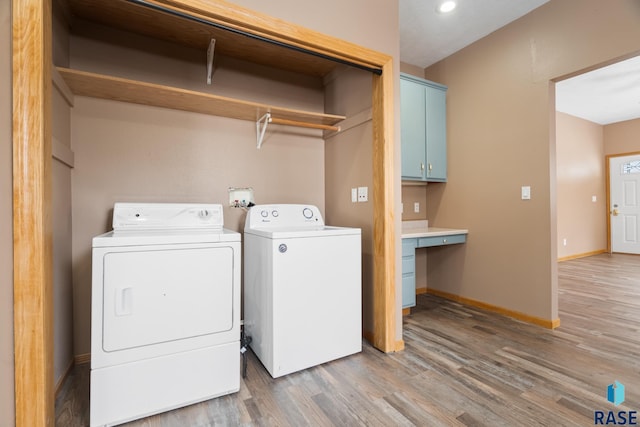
[401,220,468,239]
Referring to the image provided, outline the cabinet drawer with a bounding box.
[402,274,416,308]
[417,234,466,248]
[402,255,415,274]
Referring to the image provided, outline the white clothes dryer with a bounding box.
[243,204,362,378]
[90,203,240,427]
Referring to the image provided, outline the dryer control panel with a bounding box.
[113,203,223,231]
[245,204,324,229]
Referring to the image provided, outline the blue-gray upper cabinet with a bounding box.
[400,73,447,182]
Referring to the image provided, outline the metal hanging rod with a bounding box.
[126,0,383,76]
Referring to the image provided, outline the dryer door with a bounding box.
[102,246,234,352]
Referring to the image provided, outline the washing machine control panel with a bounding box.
[113,203,224,231]
[247,204,324,229]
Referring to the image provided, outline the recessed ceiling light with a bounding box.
[437,1,457,13]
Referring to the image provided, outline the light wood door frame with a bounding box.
[12,0,54,425]
[12,1,396,425]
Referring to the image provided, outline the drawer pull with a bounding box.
[443,238,447,243]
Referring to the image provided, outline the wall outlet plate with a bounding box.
[357,186,368,202]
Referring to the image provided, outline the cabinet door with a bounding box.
[425,86,447,181]
[400,78,426,179]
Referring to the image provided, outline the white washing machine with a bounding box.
[90,203,240,427]
[243,204,362,378]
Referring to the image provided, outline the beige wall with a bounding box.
[52,89,75,388]
[324,66,375,335]
[604,118,640,156]
[423,0,640,322]
[401,185,428,221]
[52,0,75,389]
[0,0,14,424]
[400,61,424,78]
[556,112,606,259]
[53,149,75,386]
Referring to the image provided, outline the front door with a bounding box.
[610,154,640,254]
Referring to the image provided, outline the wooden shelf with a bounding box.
[56,67,345,127]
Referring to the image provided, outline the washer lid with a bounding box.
[112,203,223,231]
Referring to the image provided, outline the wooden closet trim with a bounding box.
[145,0,390,71]
[12,0,397,424]
[12,0,54,426]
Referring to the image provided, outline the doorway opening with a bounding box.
[555,54,640,261]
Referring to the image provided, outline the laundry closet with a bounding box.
[48,0,398,396]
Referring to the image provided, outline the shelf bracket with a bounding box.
[256,112,271,149]
[206,38,216,85]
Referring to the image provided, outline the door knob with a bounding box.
[612,208,619,216]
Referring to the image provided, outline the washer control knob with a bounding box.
[272,210,279,217]
[260,210,268,218]
[198,209,210,219]
[302,207,313,219]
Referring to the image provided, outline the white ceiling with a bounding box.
[399,0,640,125]
[556,56,640,125]
[399,0,550,69]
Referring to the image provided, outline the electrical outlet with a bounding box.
[563,238,567,246]
[357,186,368,202]
[414,202,420,213]
[592,195,597,202]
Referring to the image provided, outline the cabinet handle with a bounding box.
[428,163,433,171]
[420,162,425,171]
[443,238,447,243]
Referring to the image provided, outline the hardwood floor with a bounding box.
[56,253,640,426]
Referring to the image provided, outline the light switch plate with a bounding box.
[521,186,531,200]
[351,188,358,203]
